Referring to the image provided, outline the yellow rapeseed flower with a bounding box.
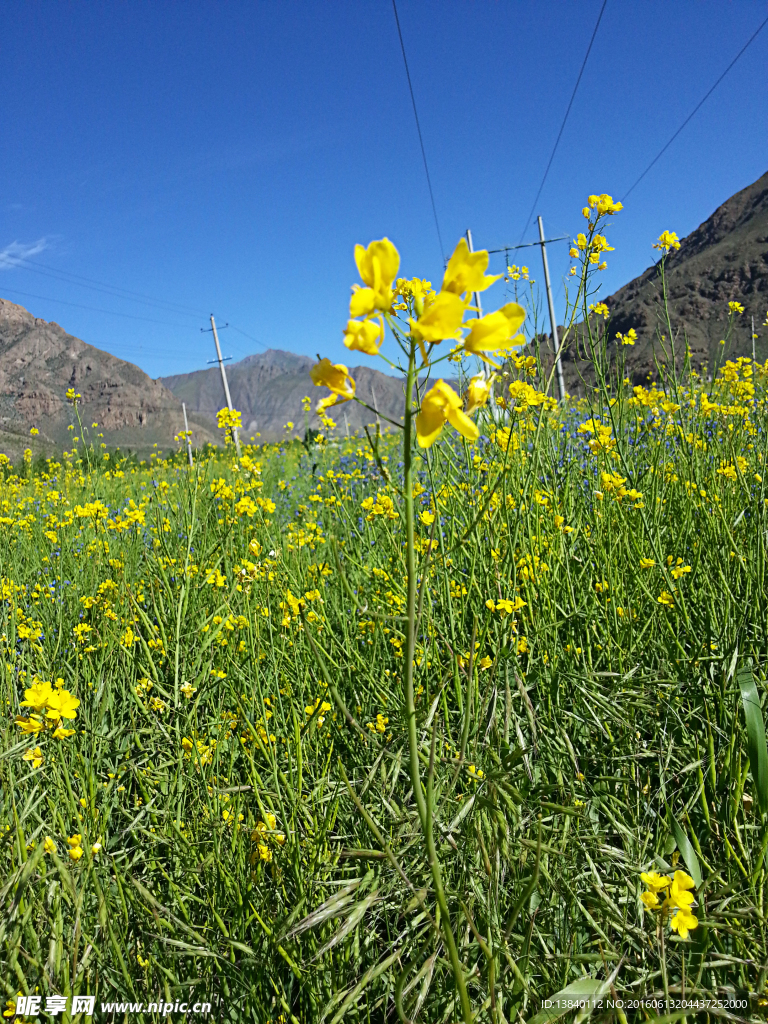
[310,358,356,398]
[668,870,695,910]
[44,689,80,721]
[415,381,479,449]
[22,746,43,769]
[463,303,526,366]
[441,237,501,297]
[20,680,54,712]
[15,716,45,735]
[353,238,400,311]
[670,906,698,939]
[410,290,466,346]
[494,596,526,615]
[343,317,384,356]
[653,230,681,252]
[463,374,492,414]
[640,870,671,892]
[586,194,623,216]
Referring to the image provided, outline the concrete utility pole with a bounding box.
[181,402,194,467]
[209,314,241,456]
[465,228,498,418]
[537,216,566,402]
[465,229,483,318]
[371,382,381,431]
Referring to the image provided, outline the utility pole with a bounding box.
[537,216,566,402]
[181,402,194,467]
[753,315,756,363]
[465,229,483,318]
[208,314,241,456]
[465,228,494,413]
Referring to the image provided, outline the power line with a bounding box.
[391,0,446,262]
[622,12,768,202]
[230,325,270,352]
[1,285,269,364]
[0,287,195,329]
[2,254,209,319]
[518,0,608,244]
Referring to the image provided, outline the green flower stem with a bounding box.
[402,338,473,1024]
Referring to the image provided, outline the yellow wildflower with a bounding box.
[441,237,501,296]
[463,374,492,414]
[44,689,80,721]
[415,381,479,448]
[343,317,384,356]
[653,230,681,252]
[411,290,466,346]
[22,746,43,769]
[310,359,356,410]
[15,716,45,735]
[20,679,53,712]
[463,303,526,365]
[353,238,400,311]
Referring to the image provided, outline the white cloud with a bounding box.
[0,238,48,270]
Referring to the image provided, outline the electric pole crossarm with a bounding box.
[487,236,569,255]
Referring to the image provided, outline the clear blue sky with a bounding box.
[2,0,767,379]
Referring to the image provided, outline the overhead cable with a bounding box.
[4,254,208,319]
[518,0,608,244]
[0,287,195,329]
[230,325,270,352]
[622,11,768,201]
[391,0,446,262]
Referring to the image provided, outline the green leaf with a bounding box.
[527,966,620,1024]
[669,813,702,887]
[738,666,768,815]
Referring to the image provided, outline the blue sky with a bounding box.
[1,0,767,380]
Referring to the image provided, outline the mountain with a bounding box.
[0,297,216,460]
[161,350,408,440]
[558,169,768,384]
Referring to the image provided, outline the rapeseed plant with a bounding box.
[1,194,768,1020]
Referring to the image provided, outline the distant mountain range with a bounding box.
[160,350,406,441]
[0,297,216,461]
[1,169,766,459]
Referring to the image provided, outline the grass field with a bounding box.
[2,201,768,1023]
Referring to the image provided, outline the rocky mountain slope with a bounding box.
[0,298,216,460]
[559,169,768,384]
[161,350,408,440]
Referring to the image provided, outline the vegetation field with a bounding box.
[2,199,768,1023]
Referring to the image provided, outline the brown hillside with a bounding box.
[0,298,216,460]
[558,169,768,385]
